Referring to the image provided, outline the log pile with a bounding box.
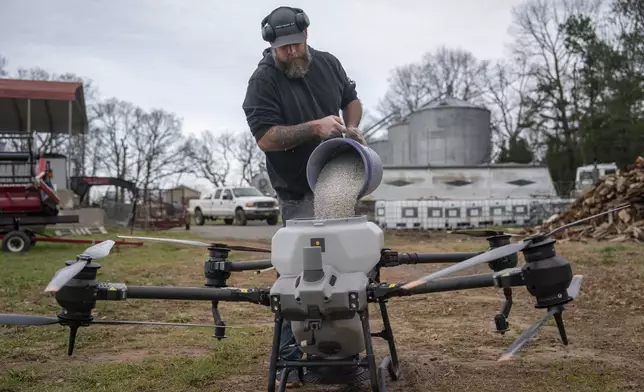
[524,158,644,242]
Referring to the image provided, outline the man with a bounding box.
[242,5,364,388]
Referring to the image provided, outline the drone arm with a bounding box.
[402,273,496,296]
[220,251,485,273]
[370,274,494,301]
[397,251,484,265]
[96,283,271,306]
[372,268,526,300]
[229,259,273,271]
[378,249,483,268]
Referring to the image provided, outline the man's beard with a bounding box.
[273,48,311,79]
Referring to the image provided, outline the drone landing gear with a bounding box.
[371,299,401,390]
[494,287,513,334]
[267,303,400,392]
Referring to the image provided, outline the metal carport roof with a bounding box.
[0,78,89,135]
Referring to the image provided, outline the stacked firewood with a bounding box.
[524,157,644,242]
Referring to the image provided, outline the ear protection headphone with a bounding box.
[261,7,310,42]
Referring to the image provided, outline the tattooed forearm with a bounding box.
[257,122,317,151]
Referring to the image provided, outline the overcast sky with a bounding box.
[1,0,525,140]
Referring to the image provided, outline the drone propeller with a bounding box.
[0,313,216,328]
[497,275,584,362]
[44,240,115,293]
[0,312,220,355]
[449,229,521,238]
[0,314,59,326]
[401,241,528,289]
[402,204,630,289]
[117,235,271,253]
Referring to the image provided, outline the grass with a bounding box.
[1,227,644,391]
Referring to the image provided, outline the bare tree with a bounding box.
[231,132,266,186]
[186,129,235,187]
[92,99,140,193]
[55,73,100,176]
[377,63,430,120]
[0,54,7,77]
[130,108,191,200]
[509,0,603,158]
[482,58,537,158]
[377,46,489,120]
[422,45,490,103]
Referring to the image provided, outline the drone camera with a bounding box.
[348,292,360,310]
[270,295,281,312]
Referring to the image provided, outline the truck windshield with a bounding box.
[233,187,263,197]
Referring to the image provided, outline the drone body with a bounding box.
[270,216,383,360]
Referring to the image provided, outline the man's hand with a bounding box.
[312,115,346,140]
[344,127,366,145]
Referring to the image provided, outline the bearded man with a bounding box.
[242,5,364,388]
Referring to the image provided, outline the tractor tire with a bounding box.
[2,231,32,253]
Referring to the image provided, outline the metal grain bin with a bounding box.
[367,138,392,165]
[407,98,492,165]
[386,121,411,165]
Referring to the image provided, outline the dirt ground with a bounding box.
[2,230,643,392]
[178,232,644,391]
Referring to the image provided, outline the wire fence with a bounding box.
[96,188,196,230]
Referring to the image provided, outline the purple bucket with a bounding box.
[306,137,383,199]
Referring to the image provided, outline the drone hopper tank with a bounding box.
[270,215,383,277]
[269,216,384,359]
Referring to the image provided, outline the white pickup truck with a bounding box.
[188,186,280,226]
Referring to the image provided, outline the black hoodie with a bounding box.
[242,45,358,201]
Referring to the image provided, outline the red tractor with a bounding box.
[0,140,78,252]
[0,152,62,216]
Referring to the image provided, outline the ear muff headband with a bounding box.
[261,7,310,42]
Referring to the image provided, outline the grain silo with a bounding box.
[407,98,492,166]
[386,121,411,165]
[367,137,392,165]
